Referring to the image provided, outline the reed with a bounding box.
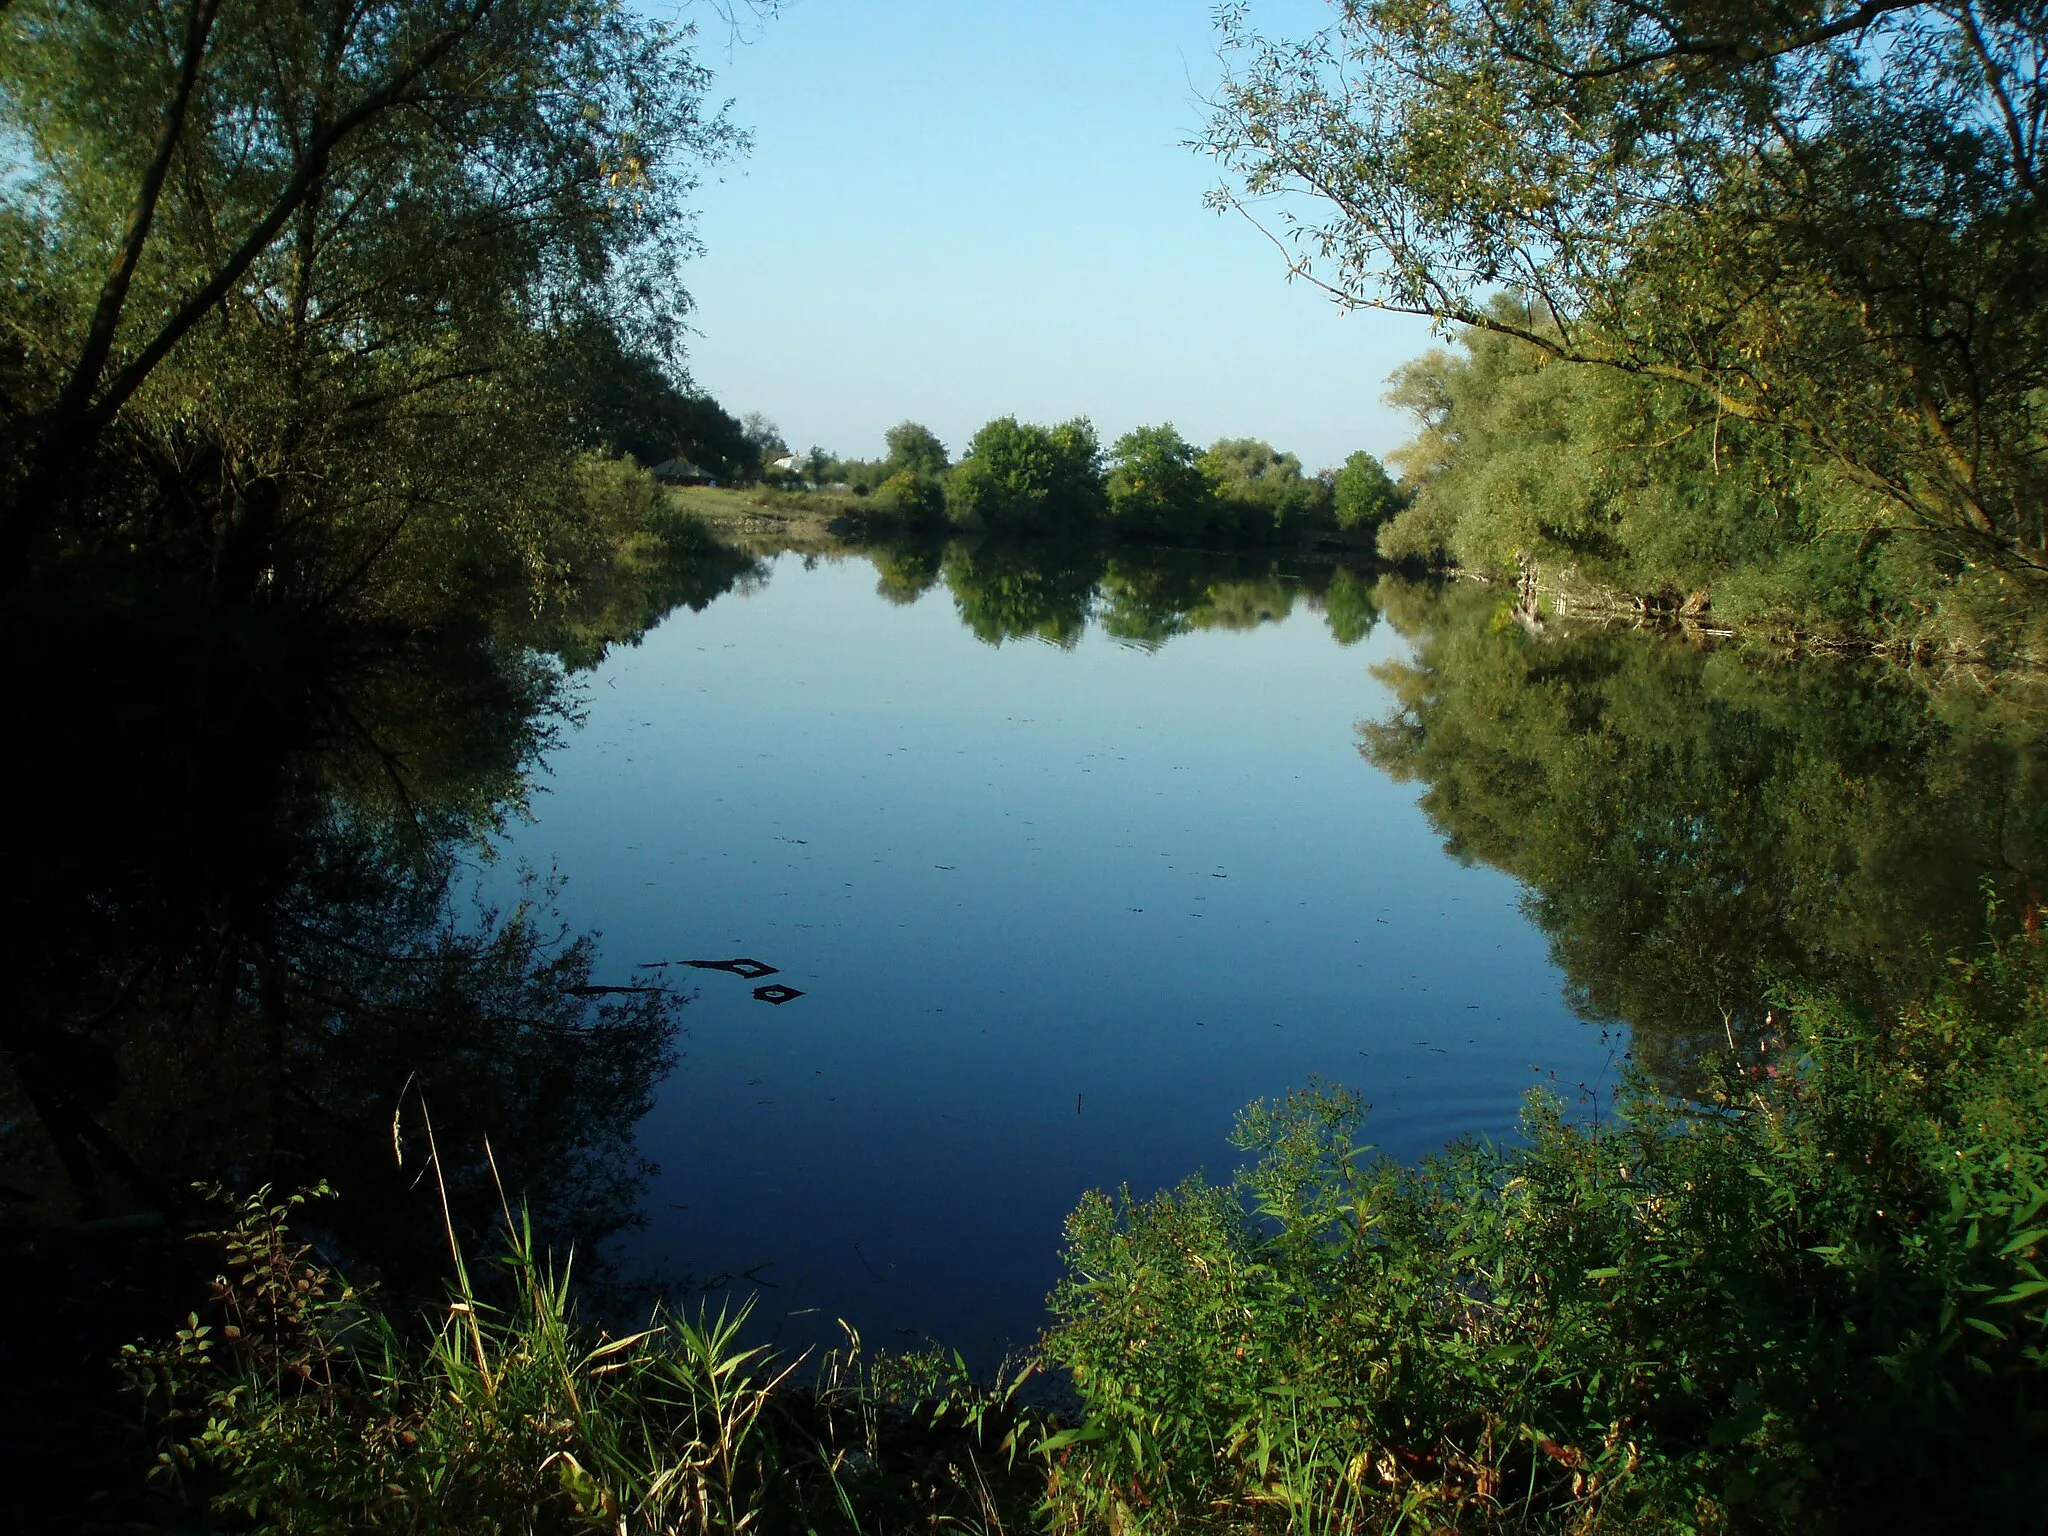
[123,1126,1045,1534]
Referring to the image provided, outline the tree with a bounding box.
[740,412,789,460]
[945,415,1104,532]
[1332,450,1400,534]
[0,0,747,587]
[543,319,753,480]
[1203,0,2048,585]
[1201,437,1332,532]
[1105,424,1220,536]
[883,421,950,478]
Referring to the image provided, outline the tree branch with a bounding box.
[46,0,221,437]
[76,0,501,445]
[1487,0,1926,83]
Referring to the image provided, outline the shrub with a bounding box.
[1044,931,2048,1532]
[873,469,948,527]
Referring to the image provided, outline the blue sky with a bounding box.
[670,0,1438,471]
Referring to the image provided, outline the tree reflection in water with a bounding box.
[868,535,1383,652]
[1360,578,2048,1087]
[0,608,688,1278]
[0,516,766,1520]
[862,535,2048,1095]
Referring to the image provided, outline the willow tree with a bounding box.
[1205,1,2048,579]
[0,0,748,594]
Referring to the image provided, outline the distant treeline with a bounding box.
[781,419,1401,544]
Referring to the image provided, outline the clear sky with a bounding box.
[669,0,1438,472]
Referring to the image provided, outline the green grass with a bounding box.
[125,1177,1046,1534]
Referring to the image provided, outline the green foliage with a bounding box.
[1045,936,2048,1532]
[126,1184,1044,1534]
[1370,312,2048,650]
[1107,424,1222,537]
[0,0,749,602]
[1204,0,2048,589]
[544,321,758,483]
[1331,451,1399,534]
[872,469,950,528]
[1201,439,1335,536]
[947,415,1107,533]
[884,421,951,478]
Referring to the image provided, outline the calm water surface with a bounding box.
[486,552,1615,1356]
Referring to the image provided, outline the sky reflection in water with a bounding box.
[487,553,1613,1357]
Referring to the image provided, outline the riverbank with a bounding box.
[669,484,1380,562]
[118,924,2048,1534]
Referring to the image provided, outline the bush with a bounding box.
[1044,930,2048,1532]
[946,416,1105,533]
[873,469,948,528]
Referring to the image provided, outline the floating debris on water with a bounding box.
[683,958,780,980]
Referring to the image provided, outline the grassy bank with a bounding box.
[127,1183,1049,1535]
[124,925,2048,1532]
[667,484,1379,563]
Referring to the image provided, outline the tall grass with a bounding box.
[124,1143,1044,1532]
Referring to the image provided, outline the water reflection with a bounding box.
[862,535,1384,652]
[10,528,2048,1367]
[0,608,706,1281]
[1360,579,2048,1085]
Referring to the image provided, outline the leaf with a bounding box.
[1036,1423,1107,1453]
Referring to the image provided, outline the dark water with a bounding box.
[9,539,2047,1376]
[482,550,1613,1356]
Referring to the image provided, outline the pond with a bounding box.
[10,538,2045,1374]
[477,539,2032,1361]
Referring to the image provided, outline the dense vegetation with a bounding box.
[794,416,1403,546]
[1207,0,2048,652]
[1044,933,2048,1532]
[0,0,759,624]
[1371,314,2048,650]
